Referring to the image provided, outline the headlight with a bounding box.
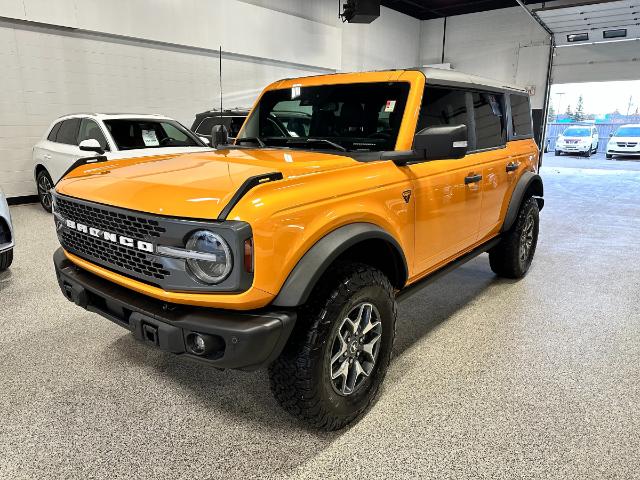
[185,230,233,284]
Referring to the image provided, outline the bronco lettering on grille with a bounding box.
[64,219,154,253]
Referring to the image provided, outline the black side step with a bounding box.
[397,237,501,303]
[217,172,283,220]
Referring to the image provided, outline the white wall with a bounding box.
[419,7,551,109]
[0,1,420,197]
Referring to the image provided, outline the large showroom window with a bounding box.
[239,82,411,151]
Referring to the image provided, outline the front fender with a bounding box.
[272,223,408,307]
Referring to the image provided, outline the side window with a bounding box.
[195,117,217,134]
[416,86,468,132]
[473,92,506,150]
[47,122,63,142]
[56,118,82,145]
[78,119,109,150]
[509,94,532,138]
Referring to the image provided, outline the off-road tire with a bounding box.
[36,170,54,213]
[489,196,539,279]
[0,249,13,271]
[269,262,396,431]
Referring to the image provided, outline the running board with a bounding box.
[397,237,501,303]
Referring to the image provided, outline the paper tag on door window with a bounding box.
[384,100,396,112]
[142,129,159,146]
[291,84,301,99]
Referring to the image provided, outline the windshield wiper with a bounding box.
[286,138,347,152]
[235,137,265,147]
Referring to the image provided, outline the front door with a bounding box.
[409,86,484,274]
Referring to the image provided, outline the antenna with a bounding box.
[219,45,223,113]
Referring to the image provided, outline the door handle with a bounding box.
[506,161,520,172]
[464,174,482,185]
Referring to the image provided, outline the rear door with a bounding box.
[47,118,84,183]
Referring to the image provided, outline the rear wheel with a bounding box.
[269,262,396,430]
[36,170,54,213]
[0,249,13,271]
[489,197,539,279]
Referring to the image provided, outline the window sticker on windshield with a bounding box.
[291,84,301,100]
[142,129,159,146]
[384,100,397,113]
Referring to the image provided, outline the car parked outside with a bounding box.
[191,109,249,142]
[554,125,599,157]
[33,114,211,212]
[606,124,640,159]
[0,188,14,271]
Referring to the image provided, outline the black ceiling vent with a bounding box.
[341,0,381,23]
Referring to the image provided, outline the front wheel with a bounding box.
[555,150,561,156]
[489,197,540,279]
[0,248,13,271]
[269,262,396,430]
[606,154,613,159]
[36,170,54,213]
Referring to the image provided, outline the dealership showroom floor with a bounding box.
[2,154,639,478]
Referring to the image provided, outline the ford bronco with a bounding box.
[52,68,543,430]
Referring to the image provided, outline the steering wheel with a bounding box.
[160,137,173,146]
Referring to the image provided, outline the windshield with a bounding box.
[238,82,411,151]
[562,127,590,137]
[614,126,640,137]
[104,119,202,150]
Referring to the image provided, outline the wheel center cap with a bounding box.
[349,341,359,354]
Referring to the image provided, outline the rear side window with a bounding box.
[56,118,82,145]
[510,94,532,137]
[417,87,468,132]
[78,119,109,150]
[47,122,63,142]
[472,92,506,150]
[196,116,246,137]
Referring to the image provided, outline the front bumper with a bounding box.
[54,248,296,370]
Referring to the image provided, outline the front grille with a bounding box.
[61,229,170,280]
[56,197,166,238]
[617,142,638,148]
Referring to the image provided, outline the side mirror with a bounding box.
[211,124,229,148]
[413,124,468,161]
[198,135,211,146]
[79,139,104,155]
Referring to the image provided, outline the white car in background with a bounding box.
[554,125,599,157]
[0,188,14,271]
[33,114,212,212]
[606,124,640,159]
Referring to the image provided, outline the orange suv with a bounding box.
[52,68,543,430]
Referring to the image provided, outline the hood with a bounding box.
[609,136,640,143]
[55,148,358,219]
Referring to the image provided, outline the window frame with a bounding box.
[56,118,82,146]
[506,93,534,141]
[77,118,111,152]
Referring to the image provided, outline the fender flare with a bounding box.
[272,223,408,307]
[502,171,544,233]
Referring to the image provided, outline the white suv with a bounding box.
[33,114,212,212]
[606,124,640,159]
[554,125,599,157]
[0,187,14,271]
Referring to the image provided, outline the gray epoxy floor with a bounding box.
[1,153,639,479]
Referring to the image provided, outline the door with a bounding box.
[47,118,84,183]
[410,86,484,274]
[474,91,512,239]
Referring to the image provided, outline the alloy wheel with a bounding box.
[38,174,53,210]
[519,213,535,265]
[329,302,382,396]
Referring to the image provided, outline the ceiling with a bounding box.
[535,0,640,46]
[381,0,536,20]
